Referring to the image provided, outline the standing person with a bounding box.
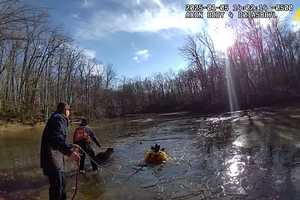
[40,102,80,200]
[73,118,101,173]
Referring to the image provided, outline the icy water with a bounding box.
[1,106,300,200]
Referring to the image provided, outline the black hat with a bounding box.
[80,118,88,126]
[56,102,70,114]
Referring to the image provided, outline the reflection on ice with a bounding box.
[228,161,245,177]
[223,155,247,195]
[1,107,300,199]
[233,133,260,148]
[225,155,245,178]
[129,118,154,123]
[291,166,300,182]
[206,116,235,123]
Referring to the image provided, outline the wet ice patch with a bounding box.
[291,166,300,181]
[225,155,246,177]
[233,132,261,148]
[206,116,235,123]
[158,112,188,116]
[129,118,154,123]
[289,115,300,119]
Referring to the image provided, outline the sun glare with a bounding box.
[209,23,236,52]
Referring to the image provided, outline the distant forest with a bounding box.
[0,0,299,122]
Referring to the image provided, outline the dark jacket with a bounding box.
[40,112,73,175]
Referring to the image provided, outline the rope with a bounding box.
[71,161,80,200]
[70,145,103,200]
[71,144,105,200]
[69,144,177,199]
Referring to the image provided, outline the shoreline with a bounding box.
[1,101,300,129]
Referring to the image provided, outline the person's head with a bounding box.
[56,102,70,118]
[80,118,88,126]
[106,148,114,154]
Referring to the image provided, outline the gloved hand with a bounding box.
[69,151,80,162]
[72,143,81,149]
[71,144,82,156]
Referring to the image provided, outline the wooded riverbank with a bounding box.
[0,0,300,121]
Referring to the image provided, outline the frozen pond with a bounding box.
[1,106,300,199]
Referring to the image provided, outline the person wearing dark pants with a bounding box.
[48,171,66,200]
[73,118,101,173]
[40,102,80,200]
[77,140,98,171]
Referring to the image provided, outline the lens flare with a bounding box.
[293,7,300,22]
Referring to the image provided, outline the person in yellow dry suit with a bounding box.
[144,144,170,164]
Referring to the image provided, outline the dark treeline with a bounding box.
[116,20,300,114]
[0,0,117,121]
[0,1,300,122]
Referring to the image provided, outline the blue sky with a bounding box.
[23,0,299,78]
